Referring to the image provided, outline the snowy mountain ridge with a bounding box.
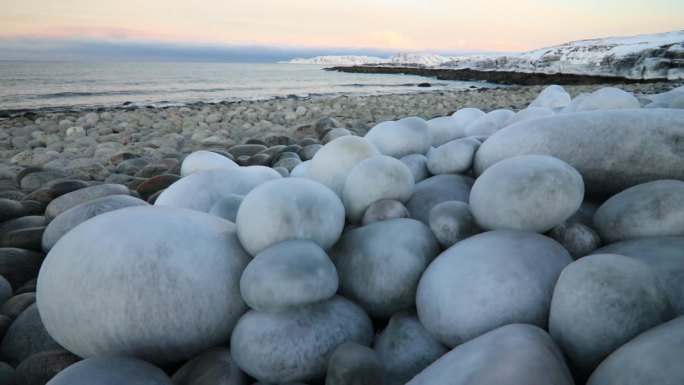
[282,52,453,66]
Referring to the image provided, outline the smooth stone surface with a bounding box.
[528,85,572,109]
[42,194,149,252]
[136,174,180,201]
[417,230,572,347]
[587,316,684,385]
[342,155,414,223]
[45,184,130,221]
[0,248,44,290]
[464,109,514,137]
[0,361,14,384]
[549,221,601,259]
[0,276,11,306]
[305,136,380,197]
[407,324,574,385]
[1,293,36,320]
[428,201,481,249]
[0,199,25,223]
[171,347,247,385]
[13,350,81,385]
[426,138,480,175]
[593,180,684,243]
[549,253,675,381]
[470,155,584,233]
[503,107,555,127]
[576,87,640,111]
[330,219,440,319]
[426,116,465,147]
[240,240,338,312]
[46,356,172,385]
[405,174,473,225]
[474,109,684,199]
[37,206,251,364]
[365,117,432,158]
[180,150,239,177]
[360,199,410,226]
[236,178,345,256]
[592,237,684,315]
[399,154,429,183]
[0,216,46,237]
[155,167,281,213]
[374,310,448,385]
[1,227,45,251]
[0,304,61,367]
[325,342,384,385]
[231,296,373,384]
[208,194,244,222]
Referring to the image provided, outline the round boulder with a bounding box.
[470,155,584,233]
[325,342,384,385]
[405,174,474,225]
[399,154,429,183]
[549,253,675,381]
[231,296,373,384]
[428,201,481,249]
[208,194,244,222]
[240,240,338,312]
[426,138,480,175]
[46,356,171,385]
[528,85,572,109]
[45,184,130,221]
[180,150,238,177]
[236,178,345,256]
[416,230,572,347]
[426,116,465,147]
[365,117,432,158]
[171,347,247,385]
[576,87,640,111]
[549,221,601,259]
[361,199,410,226]
[37,206,251,364]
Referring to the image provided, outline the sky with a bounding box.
[0,0,682,61]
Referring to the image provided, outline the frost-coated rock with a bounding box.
[426,138,480,175]
[330,218,440,319]
[450,107,485,127]
[426,116,465,147]
[180,150,238,177]
[464,109,514,137]
[416,230,572,347]
[407,324,574,385]
[474,109,684,198]
[155,167,281,213]
[399,154,429,183]
[342,155,414,223]
[470,155,584,232]
[46,356,171,385]
[230,296,373,384]
[503,107,555,127]
[587,316,684,385]
[171,347,247,385]
[361,199,410,226]
[236,178,345,256]
[374,310,448,385]
[42,194,148,252]
[576,87,640,111]
[549,254,675,381]
[240,240,338,312]
[549,221,601,259]
[528,85,572,109]
[208,193,244,222]
[593,237,684,315]
[428,201,481,249]
[37,206,251,364]
[405,174,474,224]
[305,136,379,197]
[365,117,432,158]
[593,180,684,243]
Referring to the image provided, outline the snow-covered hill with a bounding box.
[282,55,389,65]
[388,53,453,66]
[442,30,684,80]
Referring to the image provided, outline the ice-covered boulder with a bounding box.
[549,254,675,381]
[450,107,485,127]
[474,109,684,199]
[426,116,465,147]
[330,218,439,319]
[503,107,555,127]
[426,138,480,175]
[470,155,584,233]
[417,230,572,347]
[576,87,640,111]
[171,347,247,385]
[37,206,251,364]
[180,150,238,177]
[236,178,344,256]
[405,174,474,224]
[428,201,481,249]
[365,117,432,158]
[208,193,244,222]
[230,296,373,384]
[361,199,410,226]
[528,85,572,109]
[464,109,514,137]
[399,154,429,183]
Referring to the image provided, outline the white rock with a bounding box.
[528,85,572,109]
[426,138,480,175]
[576,87,640,111]
[503,107,555,127]
[450,108,485,127]
[365,117,432,158]
[180,150,238,177]
[426,116,465,147]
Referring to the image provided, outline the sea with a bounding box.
[0,61,498,113]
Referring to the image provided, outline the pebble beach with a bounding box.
[1,80,684,384]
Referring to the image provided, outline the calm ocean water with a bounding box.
[0,61,496,112]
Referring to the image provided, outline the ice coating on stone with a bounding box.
[305,136,380,197]
[426,137,480,175]
[289,160,310,178]
[450,107,485,127]
[155,167,281,212]
[236,178,345,256]
[559,92,590,114]
[528,85,571,109]
[426,116,465,147]
[399,154,429,183]
[503,107,555,127]
[180,150,239,177]
[405,174,474,224]
[342,155,414,223]
[428,201,481,249]
[361,199,410,226]
[464,109,514,137]
[365,117,432,158]
[208,193,244,222]
[576,87,640,111]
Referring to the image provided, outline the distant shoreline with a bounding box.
[325,66,672,86]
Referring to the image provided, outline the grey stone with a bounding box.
[426,138,480,175]
[0,361,14,385]
[171,347,247,385]
[470,155,584,233]
[0,199,25,223]
[549,221,601,259]
[474,109,684,199]
[0,304,60,367]
[37,206,250,364]
[1,293,36,320]
[405,174,473,225]
[374,310,447,385]
[330,219,439,319]
[360,199,410,226]
[428,201,481,249]
[0,277,11,306]
[208,194,244,222]
[549,254,675,381]
[593,179,684,243]
[399,154,429,183]
[587,316,684,385]
[45,184,130,221]
[0,248,44,290]
[417,230,572,347]
[20,172,66,193]
[240,240,338,312]
[1,227,45,251]
[325,342,384,385]
[321,128,352,144]
[46,356,171,385]
[228,144,268,158]
[0,216,46,237]
[407,324,574,385]
[231,296,373,384]
[15,350,80,385]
